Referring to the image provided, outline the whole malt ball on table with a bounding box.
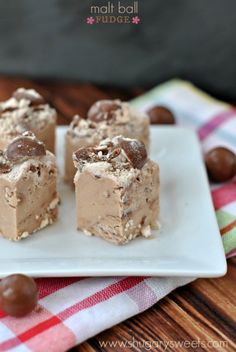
[205,147,236,182]
[0,274,38,317]
[147,106,176,125]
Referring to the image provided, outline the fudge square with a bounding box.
[0,132,59,241]
[73,136,159,245]
[0,88,57,153]
[65,99,149,184]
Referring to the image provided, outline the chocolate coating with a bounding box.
[120,139,147,169]
[0,160,12,174]
[87,100,121,122]
[147,106,175,125]
[1,106,17,114]
[205,147,236,182]
[6,136,46,161]
[0,274,38,317]
[74,147,95,163]
[74,145,117,164]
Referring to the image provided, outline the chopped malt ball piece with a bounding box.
[0,132,59,241]
[0,88,57,153]
[65,99,149,184]
[73,136,159,245]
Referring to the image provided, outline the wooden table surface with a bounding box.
[0,78,235,352]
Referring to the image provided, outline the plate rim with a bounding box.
[0,126,227,278]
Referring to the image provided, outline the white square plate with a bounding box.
[0,126,226,278]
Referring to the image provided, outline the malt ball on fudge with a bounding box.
[65,99,149,184]
[0,132,59,241]
[0,88,57,153]
[73,136,159,245]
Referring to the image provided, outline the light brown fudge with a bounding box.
[65,100,149,184]
[0,132,59,241]
[0,88,57,153]
[73,136,159,245]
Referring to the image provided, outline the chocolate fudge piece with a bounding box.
[65,99,149,184]
[73,136,159,245]
[0,88,57,153]
[0,132,59,241]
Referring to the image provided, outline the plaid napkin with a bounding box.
[0,80,236,351]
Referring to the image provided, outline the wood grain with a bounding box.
[0,77,143,125]
[0,77,235,352]
[77,259,236,352]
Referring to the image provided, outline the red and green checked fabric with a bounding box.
[0,80,236,351]
[132,80,236,257]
